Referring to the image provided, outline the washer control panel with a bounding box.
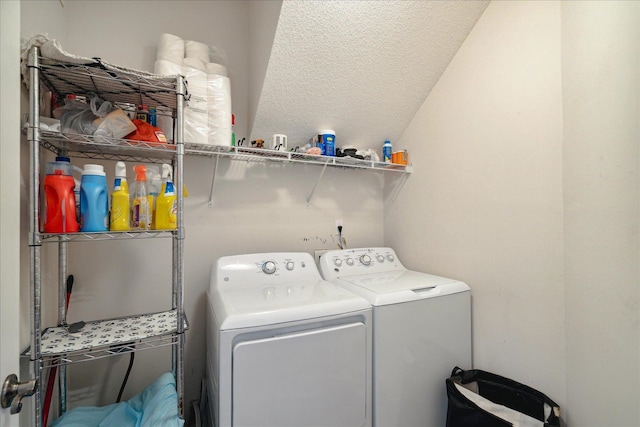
[319,247,404,280]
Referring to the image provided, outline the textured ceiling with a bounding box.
[250,0,490,150]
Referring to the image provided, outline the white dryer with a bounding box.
[207,252,372,427]
[319,247,471,427]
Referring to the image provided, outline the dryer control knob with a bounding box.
[334,259,343,267]
[285,261,294,271]
[360,255,371,266]
[262,261,276,274]
[386,254,395,262]
[376,255,385,263]
[346,258,354,266]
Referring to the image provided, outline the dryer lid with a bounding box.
[211,279,371,330]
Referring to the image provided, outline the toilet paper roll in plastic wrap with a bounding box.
[154,60,182,76]
[157,33,184,64]
[207,73,232,146]
[185,40,210,63]
[184,106,208,146]
[205,62,228,77]
[183,57,206,72]
[183,64,208,104]
[182,64,208,145]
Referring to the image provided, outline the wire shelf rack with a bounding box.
[36,59,180,110]
[39,131,177,163]
[25,310,189,369]
[39,230,175,243]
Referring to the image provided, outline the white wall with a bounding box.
[247,0,282,136]
[388,1,640,425]
[387,0,566,414]
[19,1,385,424]
[562,2,639,426]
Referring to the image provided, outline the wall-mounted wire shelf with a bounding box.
[185,142,413,173]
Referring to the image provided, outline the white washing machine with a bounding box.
[319,247,471,427]
[207,252,373,427]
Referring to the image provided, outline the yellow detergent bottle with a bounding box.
[109,161,130,231]
[155,163,177,230]
[131,165,150,230]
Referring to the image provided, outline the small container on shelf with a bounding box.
[382,140,392,163]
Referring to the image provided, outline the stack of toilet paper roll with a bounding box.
[154,33,231,146]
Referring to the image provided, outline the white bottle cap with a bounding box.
[82,164,106,176]
[115,161,127,178]
[162,163,173,180]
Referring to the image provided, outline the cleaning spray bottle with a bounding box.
[131,165,150,230]
[155,163,177,230]
[110,161,130,231]
[146,165,160,229]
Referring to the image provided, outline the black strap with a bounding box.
[451,366,464,377]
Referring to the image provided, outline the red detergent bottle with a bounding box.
[43,157,79,233]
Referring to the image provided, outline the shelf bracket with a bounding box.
[306,161,329,206]
[208,154,220,208]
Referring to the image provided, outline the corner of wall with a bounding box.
[247,0,283,139]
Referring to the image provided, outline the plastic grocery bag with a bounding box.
[446,367,560,427]
[93,108,136,142]
[54,92,135,140]
[54,98,99,135]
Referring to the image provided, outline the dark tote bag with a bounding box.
[446,367,561,427]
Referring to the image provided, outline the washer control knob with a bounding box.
[360,255,372,266]
[376,255,385,263]
[262,261,276,274]
[285,261,294,271]
[334,259,343,267]
[346,258,354,266]
[386,254,395,262]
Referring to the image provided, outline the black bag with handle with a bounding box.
[446,367,561,427]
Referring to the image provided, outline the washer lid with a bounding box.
[337,270,470,306]
[210,279,371,330]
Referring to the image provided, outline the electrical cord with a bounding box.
[338,225,345,249]
[116,349,135,403]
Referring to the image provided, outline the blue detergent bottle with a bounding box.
[80,164,109,232]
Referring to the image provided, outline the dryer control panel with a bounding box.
[213,252,320,290]
[319,247,405,279]
[209,252,372,329]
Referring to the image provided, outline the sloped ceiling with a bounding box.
[250,0,489,150]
